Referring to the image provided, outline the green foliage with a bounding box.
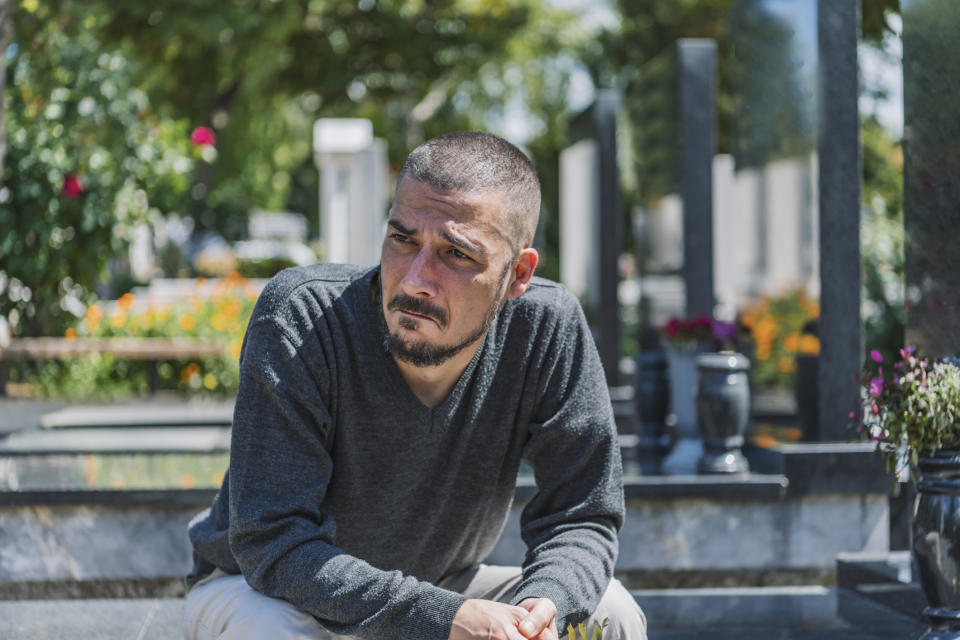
[861,116,905,364]
[567,617,609,640]
[2,6,195,335]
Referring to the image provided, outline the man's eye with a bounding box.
[450,248,471,261]
[391,233,410,243]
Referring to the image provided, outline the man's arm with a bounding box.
[226,315,467,638]
[509,294,625,632]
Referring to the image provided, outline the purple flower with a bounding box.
[871,349,883,363]
[869,378,884,398]
[710,319,738,344]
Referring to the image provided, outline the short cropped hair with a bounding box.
[397,132,541,256]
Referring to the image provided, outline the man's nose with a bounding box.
[399,249,439,297]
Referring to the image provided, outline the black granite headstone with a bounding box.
[816,0,862,441]
[901,0,960,357]
[678,39,716,318]
[593,90,623,385]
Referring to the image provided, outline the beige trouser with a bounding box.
[182,564,647,639]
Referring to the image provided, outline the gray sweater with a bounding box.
[187,264,624,638]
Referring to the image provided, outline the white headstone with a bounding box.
[313,119,387,267]
[559,140,600,310]
[248,211,308,242]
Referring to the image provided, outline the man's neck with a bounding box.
[393,338,484,409]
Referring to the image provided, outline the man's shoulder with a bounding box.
[514,276,580,315]
[253,263,374,320]
[500,277,584,337]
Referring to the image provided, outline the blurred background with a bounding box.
[0,0,902,402]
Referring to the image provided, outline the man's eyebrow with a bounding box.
[388,219,417,235]
[441,230,487,259]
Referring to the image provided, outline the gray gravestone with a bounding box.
[678,39,717,318]
[593,90,623,385]
[816,0,862,441]
[902,0,960,357]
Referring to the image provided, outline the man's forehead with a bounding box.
[391,180,513,247]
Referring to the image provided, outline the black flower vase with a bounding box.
[914,451,960,639]
[634,350,671,474]
[695,352,751,474]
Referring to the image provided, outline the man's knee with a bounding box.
[183,572,338,640]
[586,578,647,640]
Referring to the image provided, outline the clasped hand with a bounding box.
[450,597,558,640]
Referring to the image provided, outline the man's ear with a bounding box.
[506,247,539,299]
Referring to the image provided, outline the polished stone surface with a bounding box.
[39,401,234,429]
[0,588,924,640]
[817,0,863,441]
[0,426,231,454]
[902,0,960,357]
[0,505,197,581]
[489,488,888,572]
[0,599,183,640]
[678,38,716,317]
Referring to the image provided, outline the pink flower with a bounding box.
[61,174,84,198]
[871,349,883,363]
[190,126,216,147]
[869,377,884,398]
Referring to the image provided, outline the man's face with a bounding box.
[380,177,516,368]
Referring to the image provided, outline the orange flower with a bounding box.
[777,356,796,373]
[64,327,77,341]
[211,313,228,332]
[799,335,821,355]
[783,333,801,353]
[116,292,136,312]
[180,362,200,382]
[110,312,126,329]
[229,340,242,360]
[85,304,103,332]
[179,315,196,332]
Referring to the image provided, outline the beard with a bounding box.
[381,262,510,368]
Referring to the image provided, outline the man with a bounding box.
[183,132,647,640]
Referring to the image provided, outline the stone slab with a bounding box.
[0,598,183,640]
[772,442,893,495]
[0,427,231,454]
[636,585,836,629]
[488,491,888,572]
[0,400,70,435]
[39,402,234,429]
[0,590,924,640]
[0,505,197,581]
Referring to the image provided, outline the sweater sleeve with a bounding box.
[227,315,466,639]
[510,297,625,632]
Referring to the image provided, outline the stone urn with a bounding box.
[633,350,671,474]
[913,451,960,639]
[695,352,751,474]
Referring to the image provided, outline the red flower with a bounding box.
[665,318,680,338]
[61,174,84,198]
[190,126,216,147]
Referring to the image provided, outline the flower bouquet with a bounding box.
[660,315,741,352]
[856,347,960,471]
[857,348,960,635]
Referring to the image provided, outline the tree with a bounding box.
[1,5,195,335]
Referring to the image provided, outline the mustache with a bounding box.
[387,293,448,327]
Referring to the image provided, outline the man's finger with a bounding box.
[518,598,557,638]
[533,619,559,640]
